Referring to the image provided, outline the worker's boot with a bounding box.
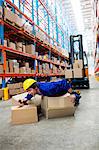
[71,91,81,106]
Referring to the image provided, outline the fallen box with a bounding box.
[41,94,76,119]
[11,105,38,125]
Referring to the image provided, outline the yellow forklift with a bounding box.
[70,35,90,89]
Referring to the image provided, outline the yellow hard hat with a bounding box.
[23,78,37,91]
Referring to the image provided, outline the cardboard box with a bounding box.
[22,45,26,53]
[14,67,19,73]
[9,89,17,96]
[73,60,83,69]
[19,67,26,74]
[16,42,23,52]
[0,64,3,73]
[9,42,16,49]
[73,68,83,78]
[0,89,3,98]
[4,39,7,47]
[4,8,15,23]
[78,60,83,68]
[65,69,73,79]
[26,68,31,74]
[41,94,76,119]
[7,82,23,90]
[12,93,41,106]
[31,69,35,74]
[25,62,29,68]
[11,105,38,125]
[25,44,35,55]
[14,14,24,27]
[9,60,14,73]
[16,42,22,48]
[6,61,9,73]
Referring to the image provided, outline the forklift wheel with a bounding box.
[86,82,90,89]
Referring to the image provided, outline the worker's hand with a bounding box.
[18,99,28,106]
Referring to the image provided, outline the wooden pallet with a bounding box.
[4,18,23,30]
[4,18,14,26]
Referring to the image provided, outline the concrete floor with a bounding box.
[0,77,99,150]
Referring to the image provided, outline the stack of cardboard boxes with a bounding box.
[73,60,83,78]
[4,8,25,28]
[4,8,15,23]
[7,82,24,96]
[4,39,35,56]
[6,60,35,74]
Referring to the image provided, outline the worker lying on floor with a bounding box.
[19,78,81,106]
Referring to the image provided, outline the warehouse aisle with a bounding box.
[0,76,99,150]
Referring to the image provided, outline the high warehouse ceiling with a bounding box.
[59,0,94,53]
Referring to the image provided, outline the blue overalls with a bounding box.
[25,79,71,100]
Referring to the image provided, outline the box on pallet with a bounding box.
[73,68,83,78]
[65,69,73,79]
[4,8,15,23]
[41,94,76,119]
[14,14,24,27]
[73,60,83,69]
[11,105,38,125]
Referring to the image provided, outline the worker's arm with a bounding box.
[18,93,33,105]
[24,93,33,101]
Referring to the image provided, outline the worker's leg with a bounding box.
[67,87,81,106]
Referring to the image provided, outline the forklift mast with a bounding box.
[70,35,84,67]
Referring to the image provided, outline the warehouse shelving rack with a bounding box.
[94,0,99,80]
[0,0,69,88]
